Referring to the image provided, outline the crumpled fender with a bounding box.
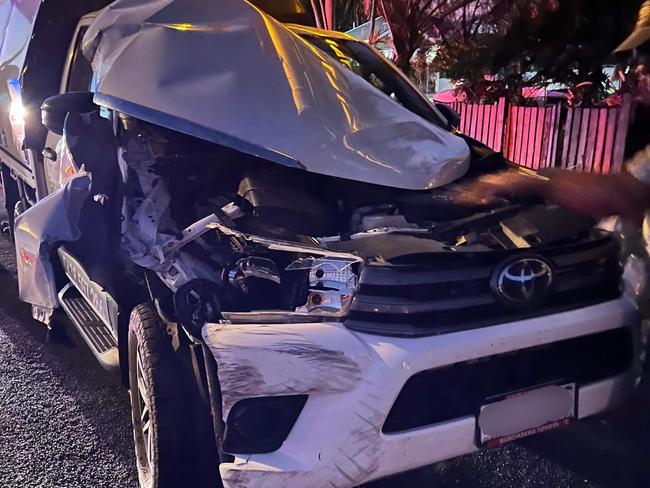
[15,175,91,313]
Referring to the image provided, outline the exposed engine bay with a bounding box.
[117,118,599,332]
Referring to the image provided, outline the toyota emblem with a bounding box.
[493,256,553,305]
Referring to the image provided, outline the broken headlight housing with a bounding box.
[287,257,358,317]
[209,220,362,322]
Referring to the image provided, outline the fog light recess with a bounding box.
[223,395,308,454]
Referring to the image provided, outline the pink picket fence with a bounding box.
[445,97,634,173]
[454,98,506,152]
[559,101,632,173]
[503,104,562,170]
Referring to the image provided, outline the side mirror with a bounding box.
[435,102,460,130]
[41,91,96,135]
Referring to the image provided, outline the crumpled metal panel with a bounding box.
[83,0,470,190]
[119,132,221,290]
[14,175,91,311]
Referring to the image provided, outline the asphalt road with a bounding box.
[0,231,649,488]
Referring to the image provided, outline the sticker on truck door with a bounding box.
[478,383,575,448]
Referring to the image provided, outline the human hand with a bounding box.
[458,167,650,226]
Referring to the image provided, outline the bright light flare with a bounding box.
[9,100,25,124]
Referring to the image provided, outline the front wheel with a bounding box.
[128,303,201,488]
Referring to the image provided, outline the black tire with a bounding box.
[128,303,200,488]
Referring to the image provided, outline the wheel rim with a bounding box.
[130,345,154,481]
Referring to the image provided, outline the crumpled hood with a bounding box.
[83,0,470,190]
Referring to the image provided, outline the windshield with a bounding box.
[301,35,449,129]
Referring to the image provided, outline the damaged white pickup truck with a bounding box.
[0,0,644,487]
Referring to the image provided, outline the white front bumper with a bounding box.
[203,298,641,488]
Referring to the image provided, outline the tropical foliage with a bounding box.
[484,0,643,103]
[309,0,645,104]
[357,0,553,74]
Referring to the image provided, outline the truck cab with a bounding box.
[0,2,643,488]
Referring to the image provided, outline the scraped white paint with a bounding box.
[203,298,640,488]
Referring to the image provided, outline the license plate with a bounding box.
[478,383,575,448]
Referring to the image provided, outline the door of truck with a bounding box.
[42,13,97,195]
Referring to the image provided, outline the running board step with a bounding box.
[59,284,120,374]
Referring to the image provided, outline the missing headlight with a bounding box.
[209,221,362,323]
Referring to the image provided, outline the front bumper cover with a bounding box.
[203,297,641,488]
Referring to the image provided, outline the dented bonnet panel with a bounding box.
[83,0,470,190]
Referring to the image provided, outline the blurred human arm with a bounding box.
[459,152,650,227]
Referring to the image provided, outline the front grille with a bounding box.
[382,327,634,434]
[345,233,621,337]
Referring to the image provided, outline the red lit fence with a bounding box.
[455,98,506,152]
[503,104,561,170]
[445,97,634,173]
[559,101,632,173]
